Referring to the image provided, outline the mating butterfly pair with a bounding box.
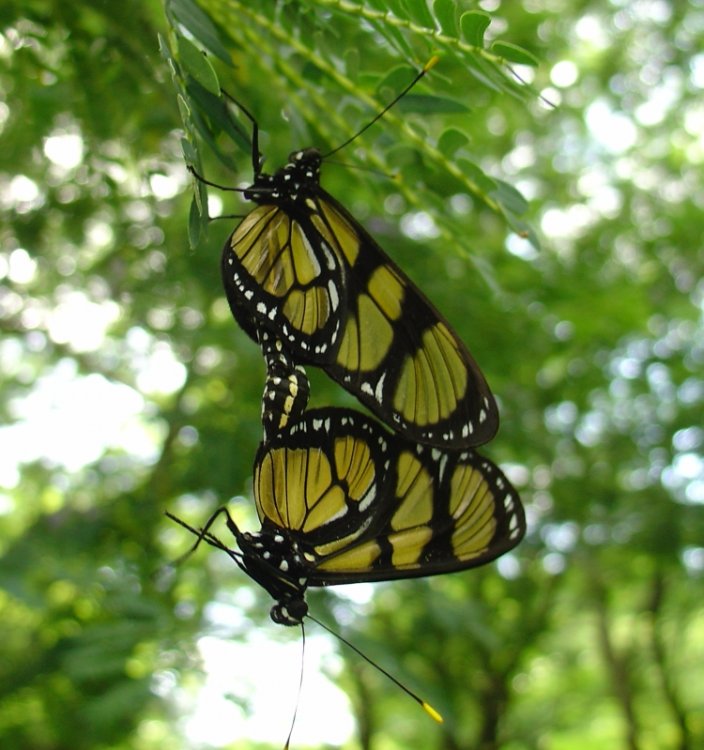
[181,60,525,630]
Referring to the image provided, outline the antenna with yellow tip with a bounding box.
[424,55,440,72]
[308,614,444,724]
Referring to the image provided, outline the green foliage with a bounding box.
[1,0,703,749]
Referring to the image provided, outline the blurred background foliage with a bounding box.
[1,0,702,749]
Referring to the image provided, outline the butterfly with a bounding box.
[198,59,500,449]
[168,406,525,628]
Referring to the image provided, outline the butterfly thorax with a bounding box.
[244,147,322,208]
[238,528,311,625]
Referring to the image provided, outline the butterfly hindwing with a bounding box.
[254,408,394,552]
[223,194,347,358]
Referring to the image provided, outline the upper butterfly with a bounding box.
[211,59,499,448]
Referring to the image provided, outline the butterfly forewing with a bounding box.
[314,444,524,582]
[319,192,498,446]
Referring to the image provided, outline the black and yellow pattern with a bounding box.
[221,148,499,449]
[259,330,310,441]
[178,408,524,626]
[224,300,310,441]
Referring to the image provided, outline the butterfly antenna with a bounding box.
[283,621,307,750]
[164,508,239,560]
[323,56,439,159]
[164,510,213,563]
[307,614,443,724]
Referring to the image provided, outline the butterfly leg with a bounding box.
[220,89,263,175]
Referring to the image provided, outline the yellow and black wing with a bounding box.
[222,147,498,449]
[252,407,525,585]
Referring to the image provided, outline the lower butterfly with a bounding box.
[168,407,525,628]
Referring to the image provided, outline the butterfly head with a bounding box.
[286,147,323,174]
[244,147,322,206]
[237,529,312,626]
[270,595,309,626]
